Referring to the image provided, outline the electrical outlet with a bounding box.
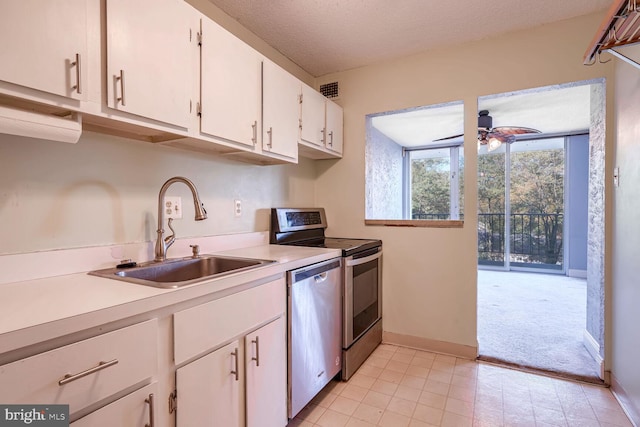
[165,197,182,219]
[234,199,242,217]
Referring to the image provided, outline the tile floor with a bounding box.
[287,344,633,427]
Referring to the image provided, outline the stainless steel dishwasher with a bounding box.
[288,257,342,419]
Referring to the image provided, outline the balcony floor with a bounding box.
[477,270,602,384]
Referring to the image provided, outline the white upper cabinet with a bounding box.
[300,84,327,148]
[105,0,191,128]
[325,100,344,155]
[299,83,344,158]
[262,60,300,161]
[0,0,87,101]
[200,18,262,149]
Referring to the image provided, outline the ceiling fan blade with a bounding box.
[491,126,541,135]
[487,132,512,143]
[433,133,464,142]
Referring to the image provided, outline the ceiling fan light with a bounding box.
[487,137,502,152]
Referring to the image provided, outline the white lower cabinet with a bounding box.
[176,317,286,427]
[71,383,157,427]
[173,278,287,427]
[176,340,242,426]
[0,319,158,414]
[0,277,290,427]
[245,317,287,427]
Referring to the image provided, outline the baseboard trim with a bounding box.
[611,373,640,427]
[568,269,587,278]
[382,331,477,360]
[583,329,606,380]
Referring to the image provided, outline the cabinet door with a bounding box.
[176,341,242,427]
[262,60,300,160]
[200,18,262,148]
[0,0,87,100]
[300,85,326,147]
[71,383,157,427]
[325,100,344,154]
[106,0,191,128]
[245,317,287,427]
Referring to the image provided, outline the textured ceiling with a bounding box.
[207,0,612,77]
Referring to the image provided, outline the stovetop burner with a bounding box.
[283,237,381,257]
[270,208,382,257]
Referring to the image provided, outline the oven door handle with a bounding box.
[346,251,381,267]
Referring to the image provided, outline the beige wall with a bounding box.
[0,132,317,255]
[314,13,614,351]
[611,47,640,422]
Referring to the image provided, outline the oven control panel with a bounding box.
[271,208,328,232]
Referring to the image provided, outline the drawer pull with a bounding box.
[58,359,119,385]
[230,348,239,381]
[145,393,155,427]
[251,336,260,367]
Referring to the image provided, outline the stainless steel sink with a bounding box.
[88,255,275,288]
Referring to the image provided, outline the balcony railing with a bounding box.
[478,212,563,266]
[412,212,564,267]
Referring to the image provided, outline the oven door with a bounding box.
[343,247,382,348]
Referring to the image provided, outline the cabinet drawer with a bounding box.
[174,278,285,365]
[71,383,157,427]
[0,319,158,414]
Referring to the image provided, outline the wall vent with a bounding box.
[319,81,339,99]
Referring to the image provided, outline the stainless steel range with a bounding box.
[271,208,383,384]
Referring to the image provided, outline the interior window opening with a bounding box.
[365,101,464,222]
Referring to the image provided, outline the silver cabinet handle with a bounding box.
[266,127,273,148]
[145,393,155,427]
[328,131,334,146]
[251,121,257,145]
[71,53,82,94]
[116,70,126,106]
[251,336,260,367]
[231,348,239,381]
[321,128,326,144]
[58,359,119,385]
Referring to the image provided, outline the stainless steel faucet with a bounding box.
[155,177,207,262]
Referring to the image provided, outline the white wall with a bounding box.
[0,132,317,255]
[314,13,614,352]
[611,47,640,423]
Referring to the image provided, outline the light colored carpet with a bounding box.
[477,270,602,384]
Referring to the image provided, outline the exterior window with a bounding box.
[408,146,463,220]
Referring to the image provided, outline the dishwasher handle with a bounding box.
[314,272,328,283]
[291,258,341,284]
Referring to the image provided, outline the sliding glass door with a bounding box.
[478,137,565,272]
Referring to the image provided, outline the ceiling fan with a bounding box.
[436,110,541,152]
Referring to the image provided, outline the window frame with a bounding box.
[403,140,463,221]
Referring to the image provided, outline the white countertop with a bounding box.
[0,244,341,355]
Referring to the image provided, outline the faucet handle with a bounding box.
[190,244,200,257]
